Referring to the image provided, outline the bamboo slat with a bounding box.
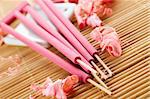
[0,0,150,98]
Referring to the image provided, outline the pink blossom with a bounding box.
[8,55,22,64]
[90,26,122,57]
[74,5,87,29]
[86,14,102,28]
[62,75,79,93]
[74,0,113,29]
[30,75,79,99]
[0,55,22,78]
[54,80,67,99]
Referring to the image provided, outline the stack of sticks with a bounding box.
[0,0,113,95]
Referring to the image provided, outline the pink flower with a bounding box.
[54,80,67,99]
[62,75,79,93]
[90,27,103,41]
[7,67,19,76]
[42,77,55,96]
[74,0,113,29]
[78,0,93,14]
[30,84,43,92]
[74,5,87,29]
[0,55,22,78]
[8,55,22,64]
[86,14,102,28]
[90,26,122,57]
[30,75,79,99]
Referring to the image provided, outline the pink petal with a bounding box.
[91,26,122,57]
[86,14,102,27]
[62,75,79,93]
[79,0,93,14]
[106,40,122,57]
[30,75,78,98]
[74,5,87,29]
[54,80,67,99]
[42,83,55,96]
[30,84,43,92]
[90,28,102,41]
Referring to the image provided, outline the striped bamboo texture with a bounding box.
[0,0,150,98]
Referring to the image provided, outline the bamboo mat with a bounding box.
[0,0,150,98]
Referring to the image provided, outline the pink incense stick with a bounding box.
[0,2,111,94]
[44,0,97,58]
[24,5,93,70]
[35,0,94,62]
[2,1,28,25]
[23,5,108,88]
[23,4,108,88]
[15,8,108,88]
[14,11,98,74]
[34,0,108,79]
[0,22,111,95]
[43,0,113,77]
[0,22,89,83]
[15,11,79,63]
[24,5,93,67]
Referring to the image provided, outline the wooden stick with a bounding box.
[94,54,113,77]
[87,79,112,95]
[76,59,97,74]
[77,59,109,89]
[91,72,108,89]
[91,61,108,79]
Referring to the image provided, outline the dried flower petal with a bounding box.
[90,26,122,57]
[62,75,79,93]
[30,75,79,99]
[86,14,102,27]
[42,77,55,96]
[54,80,67,99]
[8,55,22,64]
[74,5,87,29]
[74,0,113,28]
[0,55,22,78]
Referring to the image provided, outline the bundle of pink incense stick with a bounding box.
[0,0,113,95]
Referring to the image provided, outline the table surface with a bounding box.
[0,0,149,98]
